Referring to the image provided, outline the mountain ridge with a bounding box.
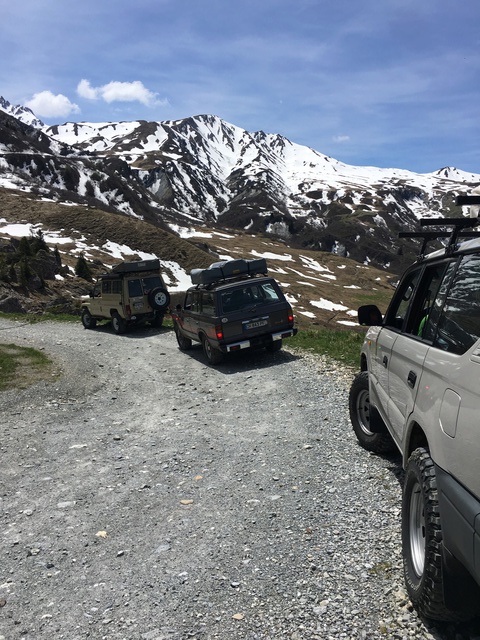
[1,96,480,278]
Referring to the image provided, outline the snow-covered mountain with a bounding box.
[0,96,44,128]
[1,96,479,274]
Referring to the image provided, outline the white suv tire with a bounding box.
[348,372,395,454]
[402,447,457,621]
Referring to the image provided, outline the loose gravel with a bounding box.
[1,318,479,640]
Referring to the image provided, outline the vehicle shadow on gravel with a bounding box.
[83,321,172,338]
[377,450,480,640]
[378,449,404,485]
[86,322,300,372]
[176,341,301,374]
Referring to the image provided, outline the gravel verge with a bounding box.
[0,318,479,640]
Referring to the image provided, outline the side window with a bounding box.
[191,292,201,313]
[102,280,111,294]
[422,262,456,342]
[184,292,193,310]
[201,292,215,316]
[128,279,143,297]
[259,282,281,302]
[384,268,422,330]
[111,280,122,294]
[432,255,480,355]
[409,263,449,337]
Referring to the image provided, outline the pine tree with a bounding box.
[54,245,62,267]
[19,257,31,286]
[17,236,32,257]
[75,252,92,280]
[30,229,49,254]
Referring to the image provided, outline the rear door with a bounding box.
[416,254,480,498]
[180,291,199,338]
[219,280,292,341]
[370,262,451,443]
[386,263,450,441]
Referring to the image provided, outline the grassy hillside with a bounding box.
[0,187,395,328]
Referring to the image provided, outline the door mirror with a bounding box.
[358,305,383,326]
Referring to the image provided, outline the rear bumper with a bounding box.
[436,464,480,587]
[435,464,480,610]
[222,328,297,353]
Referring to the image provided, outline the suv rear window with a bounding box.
[220,282,281,312]
[128,279,143,297]
[142,276,163,291]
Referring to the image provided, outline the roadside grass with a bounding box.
[289,327,365,370]
[0,343,55,390]
[0,311,78,323]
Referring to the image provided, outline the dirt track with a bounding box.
[1,319,478,640]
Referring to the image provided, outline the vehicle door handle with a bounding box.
[382,355,388,368]
[407,371,417,388]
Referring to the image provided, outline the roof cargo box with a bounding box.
[191,265,224,285]
[246,258,267,275]
[210,259,249,279]
[112,259,160,274]
[190,258,268,286]
[210,258,267,278]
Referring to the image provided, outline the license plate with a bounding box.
[244,319,268,331]
[134,302,144,309]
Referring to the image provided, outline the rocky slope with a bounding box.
[2,97,480,276]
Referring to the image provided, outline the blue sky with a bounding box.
[1,0,479,174]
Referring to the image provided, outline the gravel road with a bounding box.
[1,318,479,640]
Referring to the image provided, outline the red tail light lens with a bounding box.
[288,314,294,323]
[126,305,132,317]
[215,326,224,340]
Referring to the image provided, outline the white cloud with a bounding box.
[25,91,80,118]
[333,135,350,143]
[77,79,98,100]
[77,79,166,106]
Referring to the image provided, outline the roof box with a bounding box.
[190,265,224,285]
[190,258,268,285]
[111,259,160,274]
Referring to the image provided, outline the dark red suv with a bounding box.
[171,258,297,365]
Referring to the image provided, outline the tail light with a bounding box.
[125,305,132,317]
[215,325,224,340]
[288,313,294,324]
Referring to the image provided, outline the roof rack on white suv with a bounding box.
[399,195,480,259]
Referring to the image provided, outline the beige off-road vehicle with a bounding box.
[81,259,170,334]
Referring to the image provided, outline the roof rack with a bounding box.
[399,195,480,260]
[111,259,161,275]
[190,258,268,286]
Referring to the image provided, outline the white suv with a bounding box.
[349,196,480,621]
